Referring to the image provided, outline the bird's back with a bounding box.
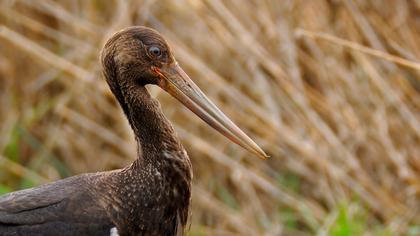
[0,163,189,236]
[0,173,114,236]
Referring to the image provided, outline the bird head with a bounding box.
[101,26,267,159]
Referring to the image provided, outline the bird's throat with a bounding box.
[120,83,184,162]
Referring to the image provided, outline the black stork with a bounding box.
[0,26,267,236]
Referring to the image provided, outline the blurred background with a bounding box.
[0,0,419,235]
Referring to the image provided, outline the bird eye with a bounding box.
[149,46,162,58]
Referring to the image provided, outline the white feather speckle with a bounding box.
[110,227,119,236]
[155,169,162,178]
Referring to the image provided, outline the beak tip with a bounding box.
[259,153,270,160]
[254,148,269,160]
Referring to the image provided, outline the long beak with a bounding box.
[154,62,268,159]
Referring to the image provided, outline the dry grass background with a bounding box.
[0,0,419,235]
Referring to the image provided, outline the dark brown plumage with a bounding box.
[0,26,266,236]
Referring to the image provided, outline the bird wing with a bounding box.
[0,173,105,225]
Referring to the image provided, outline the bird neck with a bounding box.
[102,80,192,235]
[119,83,184,164]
